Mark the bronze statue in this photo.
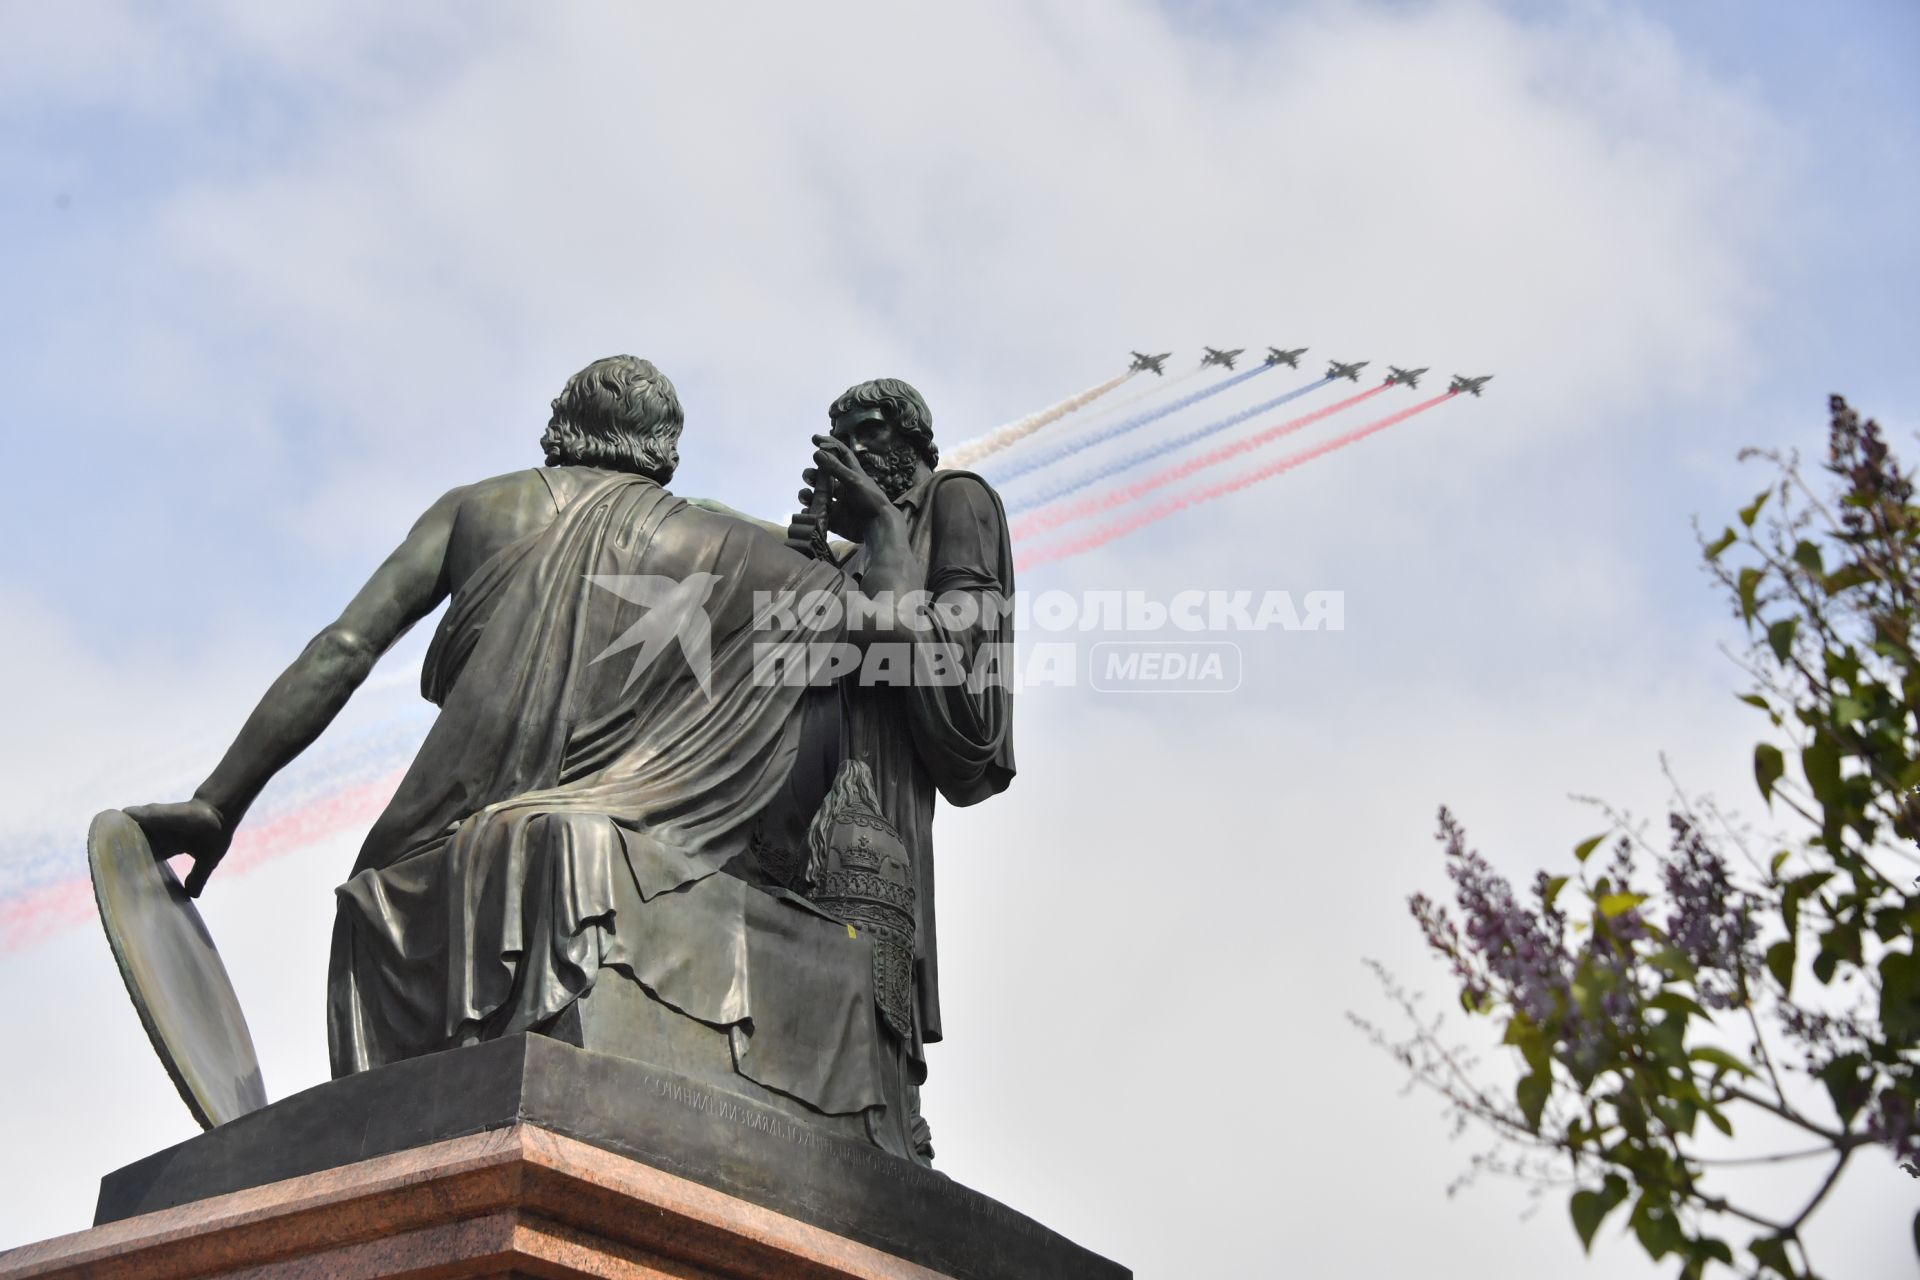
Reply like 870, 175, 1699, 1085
756, 378, 1018, 1159
121, 355, 978, 1160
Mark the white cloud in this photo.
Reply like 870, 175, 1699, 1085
13, 0, 1787, 546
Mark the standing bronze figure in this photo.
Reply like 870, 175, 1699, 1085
761, 379, 1017, 1157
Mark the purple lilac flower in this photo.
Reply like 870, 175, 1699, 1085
1420, 809, 1576, 1032
1868, 1088, 1920, 1162
1662, 815, 1759, 1009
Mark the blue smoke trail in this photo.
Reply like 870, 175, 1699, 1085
1006, 376, 1335, 514
984, 364, 1271, 485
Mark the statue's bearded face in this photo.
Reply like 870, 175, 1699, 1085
831, 408, 923, 501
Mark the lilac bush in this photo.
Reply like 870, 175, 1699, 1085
1361, 398, 1920, 1280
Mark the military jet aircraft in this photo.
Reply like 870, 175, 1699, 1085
1384, 365, 1428, 389
1201, 346, 1245, 370
1265, 346, 1308, 368
1448, 374, 1494, 397
1327, 359, 1370, 382
1129, 350, 1171, 376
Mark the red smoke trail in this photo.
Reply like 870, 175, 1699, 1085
0, 769, 404, 955
0, 879, 95, 957
1010, 383, 1391, 541
1016, 391, 1458, 572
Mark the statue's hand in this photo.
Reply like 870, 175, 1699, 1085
124, 798, 233, 898
807, 434, 898, 541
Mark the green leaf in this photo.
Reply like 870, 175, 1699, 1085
1570, 1175, 1630, 1252
1695, 1237, 1735, 1268
1802, 735, 1842, 807
1737, 566, 1764, 622
1751, 1234, 1793, 1276
1880, 949, 1920, 1046
1877, 906, 1913, 943
1818, 1053, 1870, 1124
1689, 1046, 1756, 1078
1517, 1071, 1550, 1132
1543, 875, 1569, 910
1825, 562, 1870, 594
1765, 939, 1796, 994
1812, 946, 1840, 984
1649, 992, 1709, 1021
1768, 849, 1791, 878
1703, 527, 1738, 560
1574, 833, 1606, 864
1648, 1009, 1690, 1070
1767, 616, 1798, 662
1598, 892, 1647, 918
1792, 538, 1824, 574
1631, 1192, 1684, 1259
1739, 489, 1770, 527
1782, 871, 1833, 936
1739, 692, 1773, 712
1648, 945, 1698, 981
1825, 645, 1862, 686
1754, 743, 1784, 803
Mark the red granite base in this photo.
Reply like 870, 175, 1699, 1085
0, 1124, 950, 1279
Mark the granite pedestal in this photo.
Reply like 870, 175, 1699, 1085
0, 1034, 1126, 1280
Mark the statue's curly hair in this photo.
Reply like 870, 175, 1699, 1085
542, 355, 683, 482
829, 378, 937, 469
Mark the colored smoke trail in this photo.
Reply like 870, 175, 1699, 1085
988, 366, 1205, 466
941, 370, 1135, 470
1012, 383, 1390, 541
1065, 365, 1203, 423
1006, 377, 1334, 516
0, 705, 427, 953
0, 769, 407, 955
985, 363, 1273, 485
1016, 391, 1458, 571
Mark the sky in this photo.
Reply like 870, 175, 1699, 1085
1, 1, 1917, 1275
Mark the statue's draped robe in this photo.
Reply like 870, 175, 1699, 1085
328, 468, 887, 1118
836, 469, 1017, 1053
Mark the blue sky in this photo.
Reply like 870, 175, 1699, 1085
1, 2, 1917, 1275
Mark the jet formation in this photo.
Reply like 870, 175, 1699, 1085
1125, 350, 1493, 396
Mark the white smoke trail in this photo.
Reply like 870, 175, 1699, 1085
1047, 365, 1202, 433
940, 370, 1135, 470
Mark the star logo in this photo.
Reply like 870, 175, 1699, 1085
585, 573, 723, 699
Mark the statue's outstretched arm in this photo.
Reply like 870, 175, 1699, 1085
128, 484, 470, 896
